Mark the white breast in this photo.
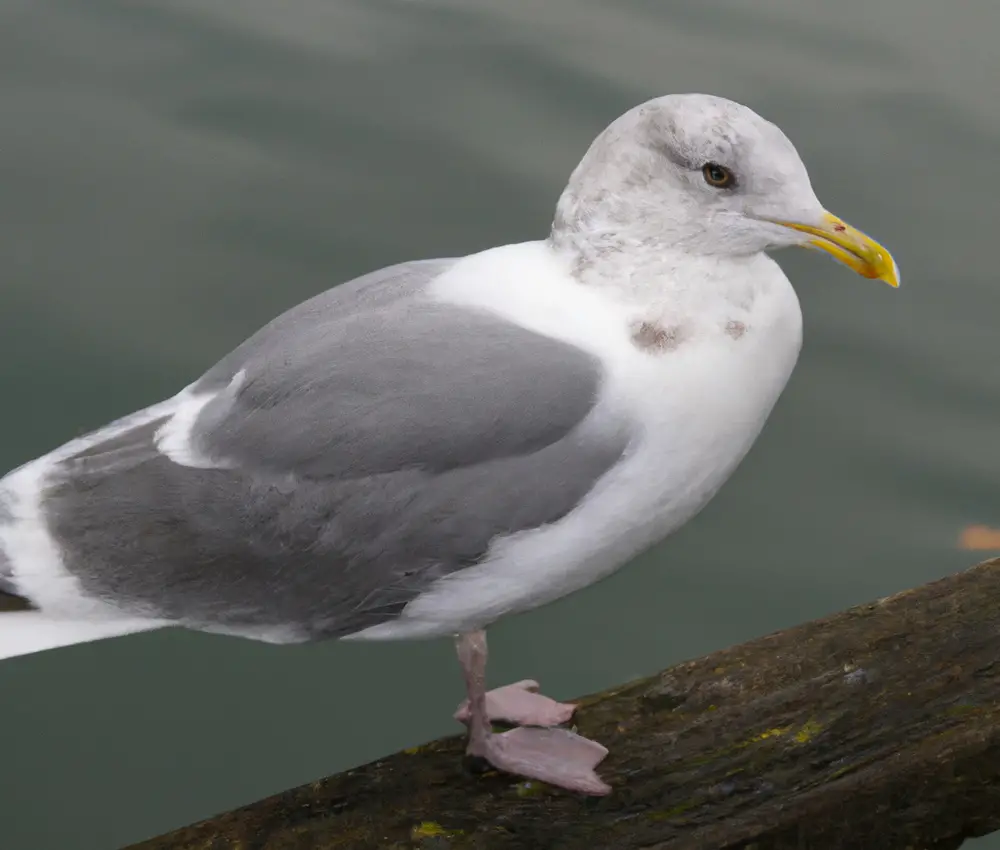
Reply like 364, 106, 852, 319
349, 241, 803, 640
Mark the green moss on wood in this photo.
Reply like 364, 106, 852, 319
126, 558, 1000, 850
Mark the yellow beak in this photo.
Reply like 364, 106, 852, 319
770, 211, 900, 288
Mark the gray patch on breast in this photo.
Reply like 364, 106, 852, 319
725, 320, 748, 339
630, 320, 686, 353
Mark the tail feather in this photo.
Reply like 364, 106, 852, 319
0, 552, 166, 661
0, 609, 166, 661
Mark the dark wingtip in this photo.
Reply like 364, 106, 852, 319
0, 589, 35, 613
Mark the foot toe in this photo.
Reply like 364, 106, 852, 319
469, 726, 611, 796
455, 681, 577, 727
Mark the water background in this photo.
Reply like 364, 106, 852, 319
1, 1, 999, 847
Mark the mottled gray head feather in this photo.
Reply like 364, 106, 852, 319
551, 93, 823, 264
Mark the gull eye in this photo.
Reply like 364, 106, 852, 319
702, 162, 735, 188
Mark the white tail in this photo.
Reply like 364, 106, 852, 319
0, 612, 165, 661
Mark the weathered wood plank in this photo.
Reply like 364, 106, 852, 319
127, 558, 1000, 850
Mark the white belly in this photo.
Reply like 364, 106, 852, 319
349, 242, 803, 640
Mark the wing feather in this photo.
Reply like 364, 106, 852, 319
39, 259, 629, 639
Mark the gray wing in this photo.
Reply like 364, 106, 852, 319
43, 259, 630, 639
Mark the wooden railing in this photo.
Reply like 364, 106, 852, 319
127, 558, 1000, 850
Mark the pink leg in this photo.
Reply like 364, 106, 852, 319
454, 631, 611, 796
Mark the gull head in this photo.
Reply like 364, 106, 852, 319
551, 93, 898, 287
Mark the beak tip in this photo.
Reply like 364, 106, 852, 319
882, 256, 901, 288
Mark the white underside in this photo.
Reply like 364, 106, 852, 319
0, 239, 802, 659
347, 241, 803, 639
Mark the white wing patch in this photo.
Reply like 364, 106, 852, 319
154, 370, 246, 469
154, 391, 220, 468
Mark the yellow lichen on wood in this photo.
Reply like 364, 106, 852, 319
794, 719, 824, 744
743, 725, 792, 745
411, 821, 464, 841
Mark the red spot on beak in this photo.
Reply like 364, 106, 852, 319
833, 223, 846, 233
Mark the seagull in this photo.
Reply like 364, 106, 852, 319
0, 94, 898, 795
